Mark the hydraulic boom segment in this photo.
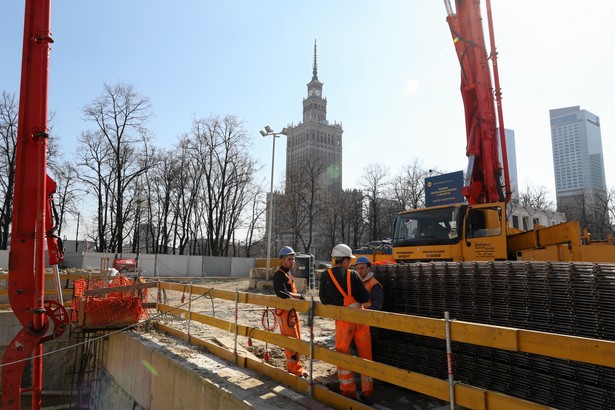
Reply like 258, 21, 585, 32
444, 0, 511, 204
392, 0, 615, 263
1, 1, 69, 409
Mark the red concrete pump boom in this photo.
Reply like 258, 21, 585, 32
444, 0, 511, 205
1, 1, 69, 409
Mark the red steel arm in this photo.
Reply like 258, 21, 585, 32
444, 0, 510, 204
1, 1, 68, 409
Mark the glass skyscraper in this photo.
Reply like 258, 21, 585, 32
550, 106, 606, 199
550, 106, 607, 236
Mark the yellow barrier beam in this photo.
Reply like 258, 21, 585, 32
158, 282, 615, 369
156, 302, 552, 409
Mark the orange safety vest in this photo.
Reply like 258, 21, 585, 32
327, 269, 373, 398
275, 269, 298, 317
327, 269, 361, 308
362, 276, 382, 309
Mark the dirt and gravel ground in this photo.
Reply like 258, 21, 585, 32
134, 277, 447, 410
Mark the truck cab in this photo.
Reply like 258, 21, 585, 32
392, 202, 508, 262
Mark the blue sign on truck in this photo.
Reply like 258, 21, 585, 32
425, 170, 465, 207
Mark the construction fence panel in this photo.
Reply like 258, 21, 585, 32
155, 254, 190, 277
0, 250, 7, 270
202, 256, 231, 277
187, 255, 204, 276
230, 257, 255, 278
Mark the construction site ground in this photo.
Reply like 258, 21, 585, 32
142, 276, 448, 410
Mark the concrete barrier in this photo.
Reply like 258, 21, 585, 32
99, 332, 308, 409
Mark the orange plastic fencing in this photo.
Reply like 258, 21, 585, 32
71, 275, 148, 328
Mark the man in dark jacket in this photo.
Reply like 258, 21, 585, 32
319, 243, 374, 404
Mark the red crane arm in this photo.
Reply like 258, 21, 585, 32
445, 0, 510, 205
1, 2, 68, 409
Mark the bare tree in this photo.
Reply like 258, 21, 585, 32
605, 187, 615, 239
360, 163, 390, 241
320, 189, 362, 252
188, 115, 257, 256
172, 136, 201, 255
278, 154, 327, 254
519, 184, 554, 210
76, 130, 114, 251
390, 159, 428, 210
145, 148, 181, 254
240, 183, 267, 257
50, 161, 83, 237
560, 189, 610, 240
0, 92, 18, 249
80, 83, 154, 253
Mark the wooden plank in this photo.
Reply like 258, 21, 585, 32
155, 303, 552, 408
156, 282, 615, 369
155, 318, 551, 409
0, 273, 120, 281
519, 329, 615, 368
0, 289, 75, 296
83, 281, 158, 296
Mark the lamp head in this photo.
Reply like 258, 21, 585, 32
265, 125, 273, 133
281, 127, 288, 135
260, 130, 266, 137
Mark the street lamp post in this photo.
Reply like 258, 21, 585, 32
131, 193, 147, 272
260, 125, 288, 280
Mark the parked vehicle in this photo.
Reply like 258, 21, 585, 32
112, 258, 137, 274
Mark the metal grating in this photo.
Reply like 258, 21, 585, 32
372, 261, 615, 409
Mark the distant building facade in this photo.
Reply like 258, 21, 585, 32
506, 203, 566, 231
549, 106, 608, 237
270, 42, 349, 261
503, 128, 519, 199
285, 41, 344, 193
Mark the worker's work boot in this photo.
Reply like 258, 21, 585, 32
360, 392, 375, 405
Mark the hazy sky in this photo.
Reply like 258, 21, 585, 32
1, 1, 615, 234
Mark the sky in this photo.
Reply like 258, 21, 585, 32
1, 1, 615, 238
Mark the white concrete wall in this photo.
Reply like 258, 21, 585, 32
0, 250, 8, 269
1, 250, 257, 278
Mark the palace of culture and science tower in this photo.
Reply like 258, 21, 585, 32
271, 41, 350, 260
285, 41, 344, 194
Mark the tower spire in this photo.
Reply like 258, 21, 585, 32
312, 39, 318, 81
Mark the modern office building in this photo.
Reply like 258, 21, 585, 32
284, 41, 344, 193
504, 128, 519, 199
549, 106, 608, 236
497, 127, 519, 200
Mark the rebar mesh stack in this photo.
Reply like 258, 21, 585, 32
373, 261, 615, 409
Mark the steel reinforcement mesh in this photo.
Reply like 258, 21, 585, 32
372, 261, 615, 409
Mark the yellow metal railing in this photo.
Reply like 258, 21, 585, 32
156, 281, 597, 409
2, 278, 612, 409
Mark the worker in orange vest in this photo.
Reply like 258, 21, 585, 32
319, 244, 374, 404
272, 246, 306, 377
354, 256, 383, 310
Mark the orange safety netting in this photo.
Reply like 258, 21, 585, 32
71, 274, 148, 328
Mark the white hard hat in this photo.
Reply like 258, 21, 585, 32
331, 244, 356, 259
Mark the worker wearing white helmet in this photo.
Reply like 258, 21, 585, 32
318, 244, 374, 404
272, 246, 305, 377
